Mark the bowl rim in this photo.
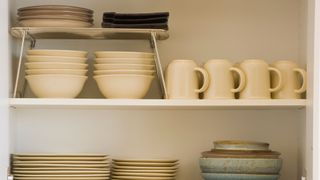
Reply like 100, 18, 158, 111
26, 69, 88, 72
94, 51, 154, 56
27, 49, 88, 54
25, 62, 88, 66
93, 74, 155, 79
94, 63, 155, 67
26, 55, 88, 60
95, 57, 154, 61
94, 69, 156, 73
25, 74, 88, 78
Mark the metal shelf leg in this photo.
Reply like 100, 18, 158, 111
13, 31, 27, 98
150, 32, 168, 99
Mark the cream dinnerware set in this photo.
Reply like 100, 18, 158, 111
94, 51, 156, 99
17, 5, 94, 27
25, 49, 88, 98
12, 154, 110, 180
165, 59, 306, 99
111, 159, 179, 180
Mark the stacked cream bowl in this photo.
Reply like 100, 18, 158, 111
25, 49, 88, 98
94, 51, 155, 99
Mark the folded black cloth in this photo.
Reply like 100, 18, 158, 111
101, 22, 168, 30
103, 17, 168, 24
103, 12, 169, 19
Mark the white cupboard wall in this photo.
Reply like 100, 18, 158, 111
1, 0, 319, 180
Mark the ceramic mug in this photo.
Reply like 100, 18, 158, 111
203, 59, 246, 99
239, 59, 282, 99
165, 60, 209, 99
271, 60, 307, 99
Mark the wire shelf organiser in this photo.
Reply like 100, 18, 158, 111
10, 27, 169, 99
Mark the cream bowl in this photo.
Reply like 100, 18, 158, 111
94, 74, 154, 99
26, 75, 87, 98
25, 62, 88, 69
95, 58, 154, 65
27, 55, 87, 63
94, 51, 154, 58
94, 64, 155, 70
25, 69, 88, 76
27, 49, 88, 57
94, 70, 155, 76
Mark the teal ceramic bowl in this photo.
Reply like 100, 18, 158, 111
202, 173, 279, 180
199, 158, 282, 174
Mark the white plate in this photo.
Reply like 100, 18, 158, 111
27, 50, 88, 57
112, 165, 179, 170
94, 51, 154, 58
18, 10, 93, 17
94, 64, 154, 70
26, 55, 87, 63
25, 69, 88, 76
13, 167, 109, 171
95, 58, 154, 65
112, 169, 177, 173
112, 162, 179, 167
112, 172, 175, 177
13, 154, 107, 157
14, 174, 109, 177
14, 177, 108, 180
19, 15, 93, 22
111, 175, 174, 180
25, 62, 88, 69
13, 164, 109, 167
19, 19, 93, 27
94, 70, 155, 76
14, 160, 109, 164
18, 5, 93, 14
112, 159, 178, 163
13, 170, 110, 174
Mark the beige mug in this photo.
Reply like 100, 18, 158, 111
239, 59, 282, 99
204, 59, 246, 99
165, 60, 209, 99
271, 60, 307, 99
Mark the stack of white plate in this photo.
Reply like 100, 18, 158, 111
93, 51, 156, 99
17, 5, 94, 27
12, 154, 110, 180
25, 49, 89, 98
111, 159, 179, 180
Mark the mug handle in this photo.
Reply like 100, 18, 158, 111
230, 67, 246, 93
268, 67, 283, 92
293, 68, 307, 94
194, 67, 209, 93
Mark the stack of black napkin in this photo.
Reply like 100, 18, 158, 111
102, 12, 169, 30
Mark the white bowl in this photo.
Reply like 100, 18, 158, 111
94, 51, 154, 58
20, 19, 93, 28
94, 75, 154, 99
27, 49, 88, 57
95, 58, 154, 65
25, 69, 88, 76
94, 70, 155, 76
26, 75, 87, 98
27, 55, 87, 63
94, 64, 155, 70
25, 62, 88, 69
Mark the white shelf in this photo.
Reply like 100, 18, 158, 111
10, 27, 169, 40
9, 98, 306, 110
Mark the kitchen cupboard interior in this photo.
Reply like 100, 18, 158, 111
2, 0, 317, 180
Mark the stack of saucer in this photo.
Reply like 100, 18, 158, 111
12, 154, 110, 180
17, 5, 94, 27
25, 49, 89, 98
200, 141, 283, 180
111, 159, 179, 180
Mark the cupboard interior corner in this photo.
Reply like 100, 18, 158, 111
7, 0, 315, 180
